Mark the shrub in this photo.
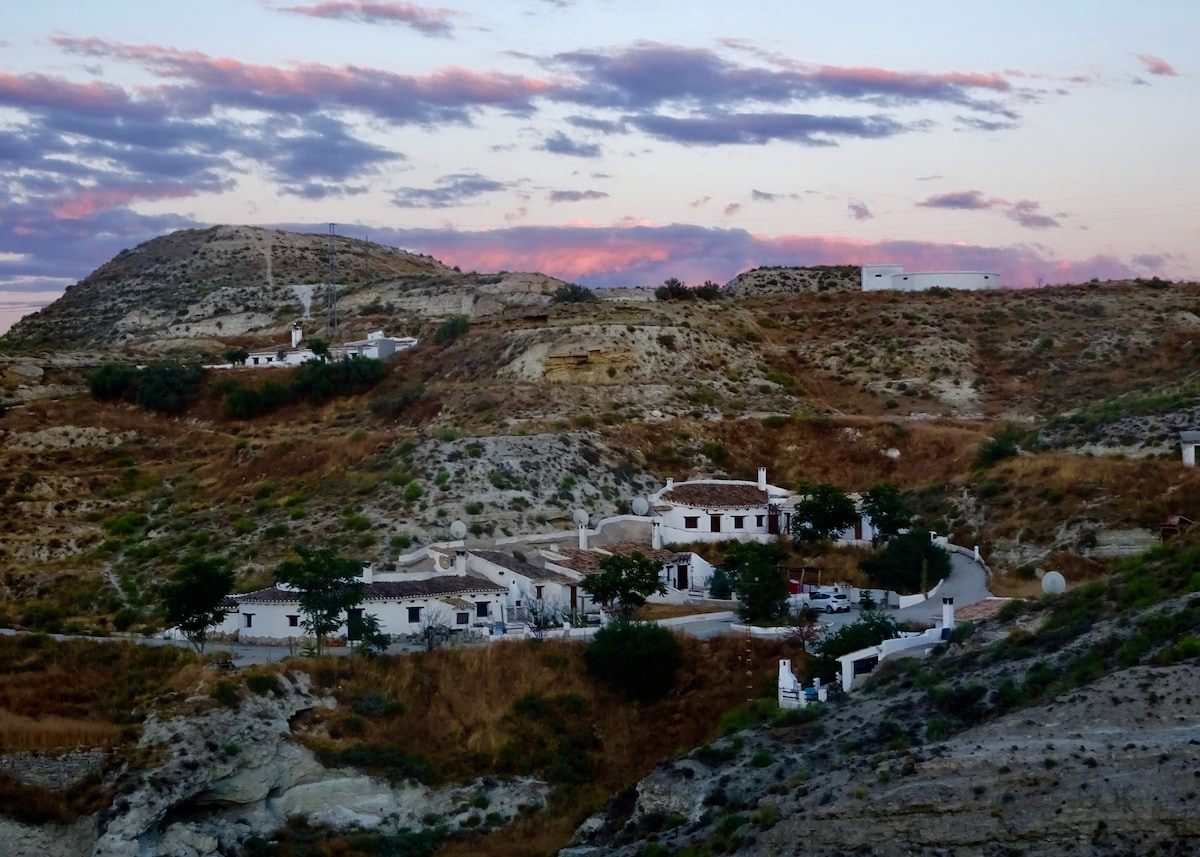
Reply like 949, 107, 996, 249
584, 623, 682, 703
550, 282, 598, 303
433, 315, 470, 344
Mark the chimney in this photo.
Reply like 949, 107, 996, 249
578, 523, 588, 550
757, 467, 767, 490
291, 321, 303, 349
455, 549, 467, 574
652, 519, 662, 549
666, 477, 674, 491
361, 563, 373, 584
942, 596, 954, 630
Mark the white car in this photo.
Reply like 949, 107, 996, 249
808, 592, 851, 614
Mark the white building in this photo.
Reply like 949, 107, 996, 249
216, 568, 506, 644
647, 468, 875, 548
649, 468, 792, 546
861, 264, 1000, 292
244, 325, 418, 367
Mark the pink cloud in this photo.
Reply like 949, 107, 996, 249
360, 223, 1158, 290
1137, 54, 1178, 76
277, 2, 462, 37
51, 184, 206, 219
52, 37, 553, 119
723, 203, 742, 216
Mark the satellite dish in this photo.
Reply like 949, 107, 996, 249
1042, 571, 1066, 595
631, 497, 650, 516
449, 520, 467, 539
572, 508, 589, 527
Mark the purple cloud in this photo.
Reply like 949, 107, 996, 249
538, 131, 602, 157
277, 1, 462, 37
627, 112, 909, 146
548, 189, 609, 203
918, 189, 1061, 229
547, 42, 1018, 116
392, 172, 510, 208
848, 201, 872, 221
918, 189, 994, 210
1006, 199, 1059, 229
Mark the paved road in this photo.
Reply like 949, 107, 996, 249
680, 551, 993, 640
2, 555, 992, 659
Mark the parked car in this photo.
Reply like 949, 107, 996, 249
809, 592, 851, 613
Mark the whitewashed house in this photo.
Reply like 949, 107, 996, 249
648, 468, 875, 548
469, 549, 582, 616
216, 567, 506, 644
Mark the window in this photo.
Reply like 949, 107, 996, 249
732, 516, 745, 529
287, 615, 299, 627
244, 614, 254, 628
457, 612, 470, 625
756, 515, 764, 527
684, 516, 699, 529
476, 601, 489, 618
407, 606, 422, 623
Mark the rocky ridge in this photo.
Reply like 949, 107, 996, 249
1, 671, 547, 857
565, 601, 1200, 857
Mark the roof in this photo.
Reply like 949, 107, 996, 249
471, 550, 577, 584
660, 482, 769, 509
1181, 431, 1200, 443
236, 574, 503, 604
551, 542, 677, 574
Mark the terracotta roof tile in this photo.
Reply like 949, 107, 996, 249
553, 543, 676, 574
661, 482, 769, 509
236, 575, 503, 604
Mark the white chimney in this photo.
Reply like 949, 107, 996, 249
291, 322, 303, 348
361, 563, 373, 584
578, 524, 588, 550
942, 596, 954, 630
652, 519, 662, 549
455, 549, 467, 574
757, 467, 767, 490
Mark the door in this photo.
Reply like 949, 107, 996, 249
676, 564, 688, 590
710, 515, 721, 533
767, 511, 780, 535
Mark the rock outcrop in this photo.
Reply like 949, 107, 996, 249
3, 672, 547, 857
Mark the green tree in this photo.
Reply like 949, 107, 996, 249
88, 363, 140, 402
550, 282, 598, 303
814, 612, 905, 662
135, 362, 206, 414
790, 482, 859, 546
859, 531, 952, 594
584, 622, 682, 703
274, 545, 365, 654
860, 482, 913, 543
223, 347, 249, 366
581, 552, 667, 622
307, 337, 331, 363
708, 565, 734, 599
347, 612, 391, 656
722, 542, 789, 624
160, 552, 235, 653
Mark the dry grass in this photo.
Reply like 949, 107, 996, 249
0, 636, 197, 751
292, 634, 796, 854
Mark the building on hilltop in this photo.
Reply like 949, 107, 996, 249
861, 264, 1000, 292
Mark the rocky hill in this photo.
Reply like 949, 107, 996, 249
722, 264, 859, 296
0, 225, 569, 354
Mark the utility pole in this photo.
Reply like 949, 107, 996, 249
326, 223, 337, 338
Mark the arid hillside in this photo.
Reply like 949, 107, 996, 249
1, 229, 1200, 633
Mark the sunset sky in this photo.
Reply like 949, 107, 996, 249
1, 0, 1197, 332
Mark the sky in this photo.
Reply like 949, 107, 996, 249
1, 0, 1198, 333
